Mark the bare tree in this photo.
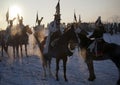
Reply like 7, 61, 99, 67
110, 15, 120, 23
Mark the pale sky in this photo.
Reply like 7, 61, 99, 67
0, 0, 120, 29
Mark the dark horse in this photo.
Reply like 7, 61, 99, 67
34, 25, 78, 81
18, 25, 32, 57
0, 30, 8, 61
6, 25, 32, 58
77, 27, 120, 85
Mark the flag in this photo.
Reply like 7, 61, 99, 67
6, 9, 9, 23
56, 0, 60, 14
36, 12, 39, 23
17, 14, 20, 20
17, 14, 20, 21
74, 11, 77, 22
79, 14, 81, 23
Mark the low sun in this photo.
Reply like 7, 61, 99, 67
9, 5, 22, 19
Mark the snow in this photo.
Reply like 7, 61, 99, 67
0, 33, 120, 85
103, 33, 120, 45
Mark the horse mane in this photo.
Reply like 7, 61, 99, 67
78, 30, 93, 48
56, 25, 77, 45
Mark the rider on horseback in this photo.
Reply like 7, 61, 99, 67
17, 16, 29, 44
91, 16, 105, 38
16, 17, 25, 35
5, 18, 15, 44
43, 16, 62, 54
95, 16, 103, 28
89, 16, 105, 56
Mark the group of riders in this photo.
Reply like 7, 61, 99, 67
45, 16, 105, 56
0, 14, 105, 58
4, 16, 26, 45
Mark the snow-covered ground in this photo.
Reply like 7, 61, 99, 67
0, 33, 120, 85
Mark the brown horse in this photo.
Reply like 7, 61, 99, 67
77, 28, 120, 85
6, 25, 32, 58
18, 25, 32, 57
35, 24, 78, 81
0, 30, 8, 61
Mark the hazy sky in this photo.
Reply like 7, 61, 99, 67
0, 0, 120, 29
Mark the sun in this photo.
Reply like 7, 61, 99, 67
9, 5, 22, 19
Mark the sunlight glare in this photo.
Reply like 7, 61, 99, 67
9, 5, 22, 19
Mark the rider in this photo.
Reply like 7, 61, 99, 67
43, 18, 62, 54
17, 17, 29, 44
95, 16, 103, 28
34, 17, 43, 32
90, 16, 105, 38
89, 16, 105, 56
16, 16, 25, 35
5, 19, 14, 44
18, 17, 25, 30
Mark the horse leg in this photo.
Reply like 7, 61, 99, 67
42, 60, 47, 78
0, 46, 3, 61
16, 45, 19, 57
25, 44, 28, 57
56, 58, 60, 81
86, 51, 96, 81
20, 45, 23, 57
63, 56, 68, 81
117, 69, 120, 85
4, 45, 10, 58
13, 46, 15, 59
111, 58, 120, 85
86, 59, 96, 81
48, 58, 52, 76
1, 45, 4, 57
4, 45, 8, 54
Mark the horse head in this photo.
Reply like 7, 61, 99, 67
59, 24, 79, 52
49, 24, 79, 55
76, 28, 93, 49
63, 24, 79, 44
25, 25, 32, 34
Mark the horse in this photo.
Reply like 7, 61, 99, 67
6, 25, 32, 58
35, 24, 78, 81
0, 30, 8, 61
18, 25, 32, 57
77, 27, 120, 85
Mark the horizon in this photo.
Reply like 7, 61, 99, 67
0, 0, 120, 29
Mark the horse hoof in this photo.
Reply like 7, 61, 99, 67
65, 79, 68, 82
88, 76, 96, 81
56, 78, 59, 81
117, 80, 120, 85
